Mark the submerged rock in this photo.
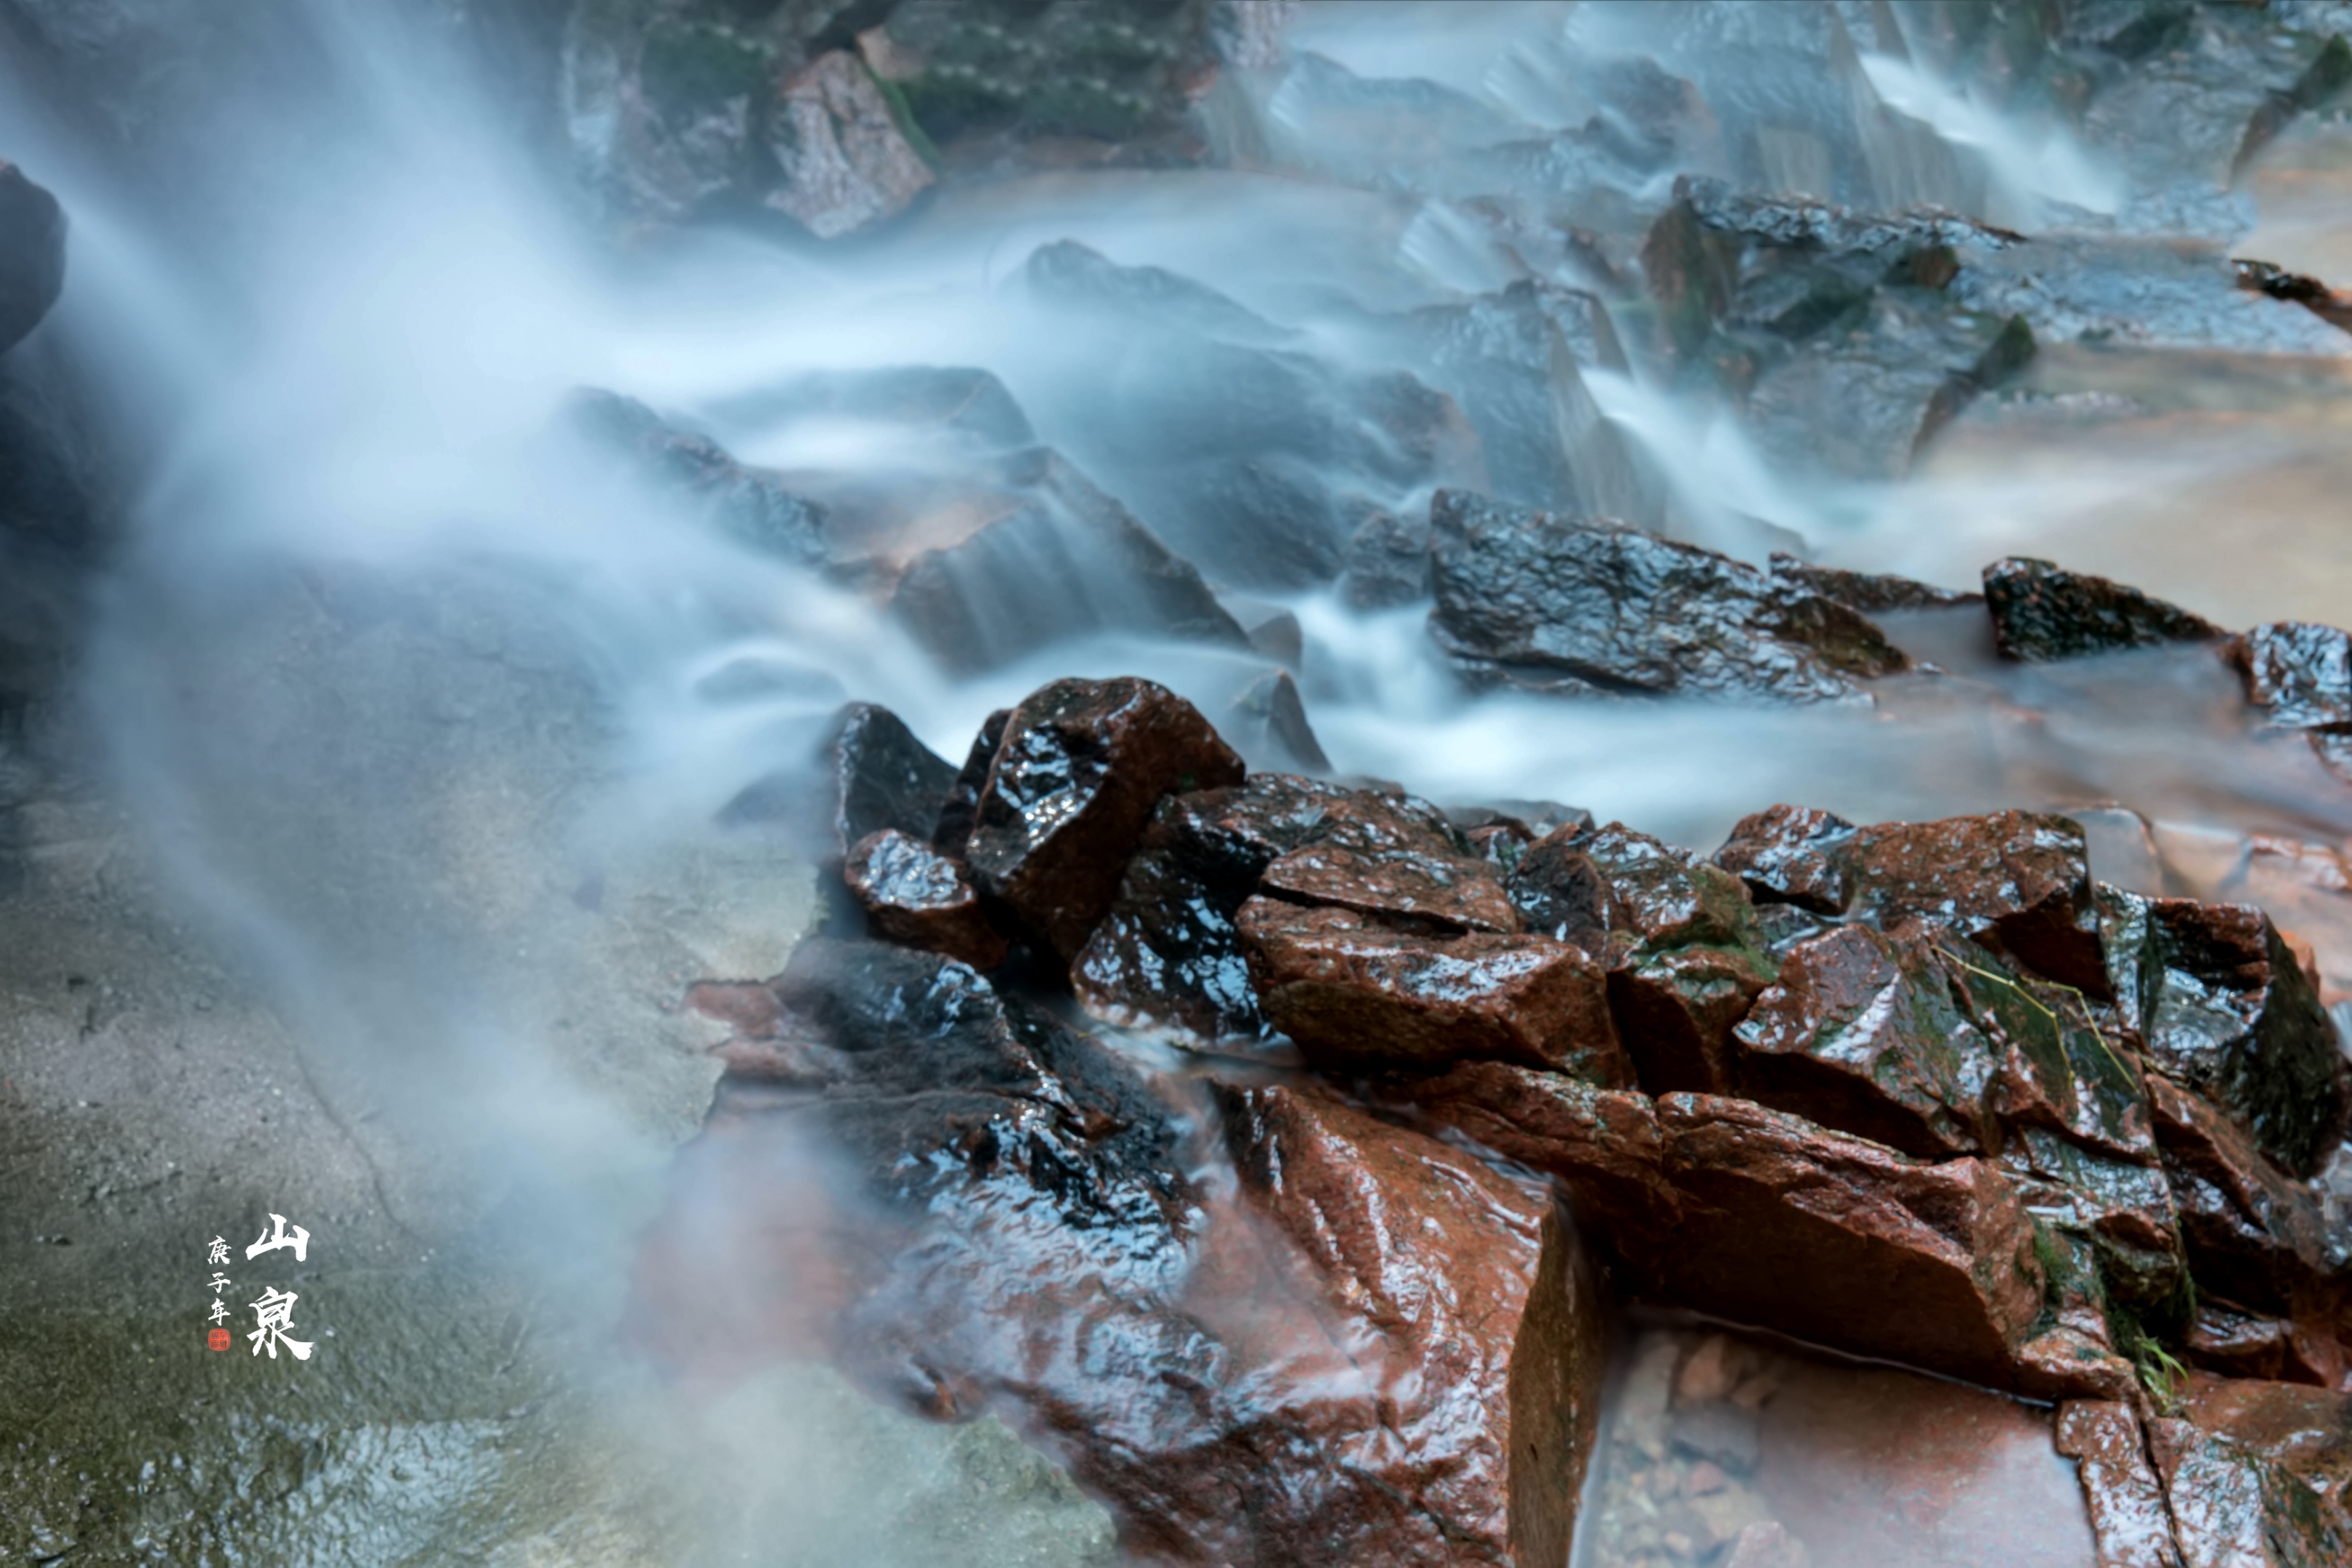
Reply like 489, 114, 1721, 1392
1982, 557, 2223, 663
1428, 489, 1911, 704
2229, 621, 2352, 781
964, 676, 1244, 961
0, 162, 64, 355
568, 389, 829, 563
1236, 899, 1630, 1083
889, 449, 1249, 674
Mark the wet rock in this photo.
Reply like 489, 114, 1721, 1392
2184, 1304, 2342, 1389
1724, 1522, 1810, 1568
2228, 622, 2352, 782
2146, 1072, 2335, 1318
813, 702, 959, 865
931, 708, 1009, 860
889, 450, 1249, 674
1236, 899, 1630, 1083
1337, 505, 1432, 610
1021, 242, 1480, 592
2146, 1415, 2349, 1567
0, 162, 64, 355
845, 829, 1007, 971
1390, 1060, 1682, 1269
1982, 558, 2223, 664
1257, 791, 1517, 934
2130, 899, 2344, 1179
761, 51, 935, 240
1732, 923, 1998, 1159
1842, 810, 2108, 996
1208, 1082, 1608, 1567
1655, 1095, 2046, 1391
1712, 804, 1856, 915
568, 389, 829, 564
1068, 772, 1356, 1044
1642, 176, 2035, 481
2181, 1377, 2352, 1530
1226, 669, 1329, 772
724, 364, 1036, 453
2001, 1123, 2188, 1328
1531, 821, 1778, 1095
2054, 1401, 2184, 1568
563, 10, 768, 225
964, 676, 1242, 961
1767, 553, 1980, 614
1428, 489, 1911, 705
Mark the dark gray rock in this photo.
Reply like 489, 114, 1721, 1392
1428, 490, 1911, 704
1983, 557, 2223, 663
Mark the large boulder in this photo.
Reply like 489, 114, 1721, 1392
0, 162, 64, 355
1427, 489, 1911, 704
963, 676, 1244, 960
1982, 557, 2223, 663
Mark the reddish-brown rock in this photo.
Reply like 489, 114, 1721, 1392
1071, 773, 1359, 1043
1654, 1094, 2046, 1390
2133, 898, 2344, 1180
1210, 1082, 1610, 1567
2184, 1304, 2344, 1389
2146, 1073, 2334, 1318
1713, 803, 1858, 915
843, 828, 1007, 970
1982, 557, 2223, 665
1524, 821, 1778, 1095
1387, 1060, 1683, 1271
2182, 1376, 2352, 1532
2146, 1414, 2350, 1567
2054, 1401, 2184, 1568
1258, 791, 1518, 934
964, 677, 1244, 960
1843, 810, 2108, 995
1732, 923, 1998, 1159
1237, 898, 1631, 1083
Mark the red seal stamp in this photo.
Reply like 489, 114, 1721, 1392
207, 1327, 231, 1352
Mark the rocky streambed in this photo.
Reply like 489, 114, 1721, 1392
636, 541, 2352, 1565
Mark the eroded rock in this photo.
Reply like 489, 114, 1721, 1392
964, 677, 1243, 961
2182, 1376, 2352, 1531
2146, 1072, 2336, 1319
1984, 558, 2223, 664
1428, 489, 1911, 704
2147, 1415, 2349, 1567
2054, 1401, 2184, 1568
1713, 804, 1857, 916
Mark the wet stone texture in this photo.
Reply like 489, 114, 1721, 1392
2123, 896, 2347, 1179
1236, 897, 1630, 1084
1842, 809, 2109, 996
963, 675, 1244, 961
1982, 557, 2225, 663
1426, 489, 1911, 705
843, 828, 1006, 971
2229, 621, 2352, 783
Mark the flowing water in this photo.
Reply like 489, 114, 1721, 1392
6, 1, 2352, 1563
